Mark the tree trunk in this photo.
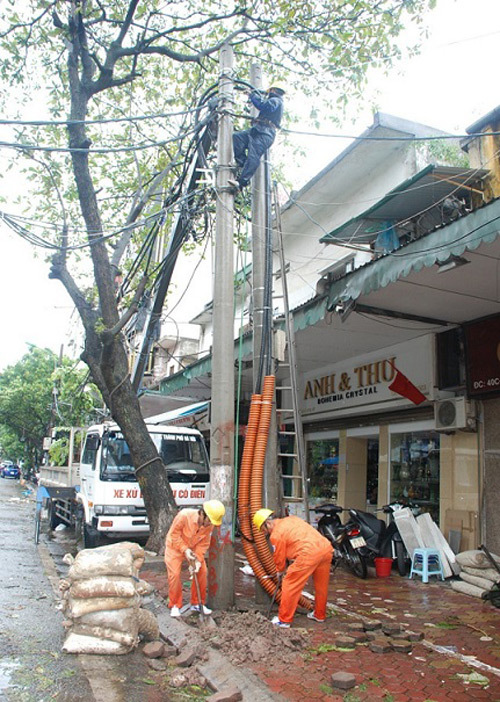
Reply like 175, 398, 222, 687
52, 8, 179, 554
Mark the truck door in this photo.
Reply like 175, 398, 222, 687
80, 433, 100, 504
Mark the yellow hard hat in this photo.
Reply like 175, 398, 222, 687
253, 508, 274, 530
268, 86, 285, 96
203, 499, 225, 526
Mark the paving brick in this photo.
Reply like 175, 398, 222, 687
382, 622, 402, 636
349, 630, 368, 644
331, 671, 356, 690
362, 619, 382, 631
346, 621, 365, 632
334, 635, 356, 649
405, 630, 424, 641
369, 638, 392, 653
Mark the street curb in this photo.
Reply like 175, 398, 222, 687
155, 606, 285, 701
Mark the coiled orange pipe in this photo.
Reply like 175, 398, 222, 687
238, 394, 262, 543
238, 376, 312, 611
250, 376, 278, 577
237, 392, 282, 602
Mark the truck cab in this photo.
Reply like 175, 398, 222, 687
38, 423, 210, 548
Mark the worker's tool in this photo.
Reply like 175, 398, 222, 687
192, 568, 205, 622
480, 544, 500, 608
267, 572, 282, 618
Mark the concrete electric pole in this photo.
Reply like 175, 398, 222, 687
250, 64, 280, 508
208, 43, 236, 610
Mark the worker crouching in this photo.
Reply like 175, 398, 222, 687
164, 499, 225, 617
253, 508, 333, 628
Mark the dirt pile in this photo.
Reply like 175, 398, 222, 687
197, 610, 310, 666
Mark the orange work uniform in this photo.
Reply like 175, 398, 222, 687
164, 508, 213, 608
270, 515, 333, 624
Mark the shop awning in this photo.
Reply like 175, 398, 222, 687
320, 165, 487, 246
324, 196, 500, 309
146, 400, 209, 425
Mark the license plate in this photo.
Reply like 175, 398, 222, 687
350, 536, 366, 549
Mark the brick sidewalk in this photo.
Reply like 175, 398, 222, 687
141, 545, 500, 701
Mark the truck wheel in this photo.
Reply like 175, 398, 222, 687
76, 506, 99, 549
48, 500, 62, 530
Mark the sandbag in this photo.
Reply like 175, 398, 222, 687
69, 575, 137, 599
456, 549, 500, 569
65, 594, 140, 618
462, 566, 500, 583
137, 608, 160, 641
64, 542, 145, 580
70, 624, 138, 647
136, 579, 155, 596
76, 607, 140, 634
63, 631, 133, 655
459, 572, 494, 591
450, 579, 488, 598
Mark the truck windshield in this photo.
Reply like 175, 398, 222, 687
100, 431, 209, 483
151, 432, 209, 483
101, 432, 136, 481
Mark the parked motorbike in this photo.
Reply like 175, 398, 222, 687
347, 502, 417, 576
314, 503, 368, 579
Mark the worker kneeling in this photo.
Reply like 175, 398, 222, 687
164, 499, 225, 617
253, 509, 333, 628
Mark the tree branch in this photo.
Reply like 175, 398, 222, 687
101, 275, 148, 340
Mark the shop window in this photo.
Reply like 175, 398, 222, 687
306, 438, 339, 504
390, 431, 440, 522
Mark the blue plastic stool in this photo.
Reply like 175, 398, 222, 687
409, 548, 444, 583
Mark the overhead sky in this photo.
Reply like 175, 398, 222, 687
1, 0, 499, 371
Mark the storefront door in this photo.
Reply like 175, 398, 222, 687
389, 422, 440, 522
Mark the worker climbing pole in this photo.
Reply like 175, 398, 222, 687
233, 63, 312, 615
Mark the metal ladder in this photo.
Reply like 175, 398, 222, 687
272, 184, 309, 522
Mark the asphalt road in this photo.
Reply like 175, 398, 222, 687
0, 478, 176, 702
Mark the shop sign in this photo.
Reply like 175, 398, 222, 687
301, 336, 432, 416
465, 315, 500, 398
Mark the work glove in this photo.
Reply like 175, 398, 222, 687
188, 560, 202, 577
185, 548, 196, 564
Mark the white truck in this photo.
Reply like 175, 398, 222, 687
36, 422, 211, 547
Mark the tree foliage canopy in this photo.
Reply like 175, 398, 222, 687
0, 0, 435, 262
0, 346, 101, 468
0, 0, 436, 551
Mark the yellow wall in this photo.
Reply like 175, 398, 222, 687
467, 132, 500, 202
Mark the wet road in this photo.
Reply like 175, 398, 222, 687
0, 477, 95, 701
0, 478, 180, 702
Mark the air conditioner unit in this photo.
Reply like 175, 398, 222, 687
434, 397, 476, 431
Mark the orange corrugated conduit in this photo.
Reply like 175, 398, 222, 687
238, 394, 262, 543
250, 376, 278, 577
238, 375, 311, 611
237, 392, 282, 602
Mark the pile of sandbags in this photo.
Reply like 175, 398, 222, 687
450, 549, 500, 599
59, 541, 159, 654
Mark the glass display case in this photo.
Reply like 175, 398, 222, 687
390, 430, 440, 522
306, 438, 339, 503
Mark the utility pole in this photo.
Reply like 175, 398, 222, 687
250, 64, 280, 509
208, 43, 235, 610
251, 62, 265, 391
251, 63, 281, 603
